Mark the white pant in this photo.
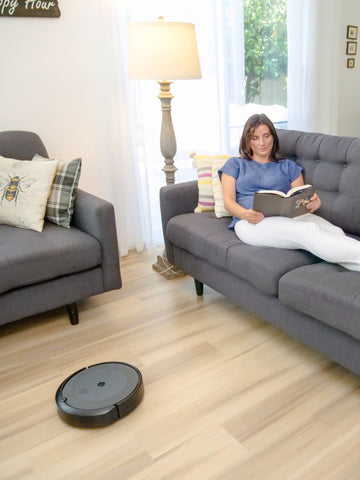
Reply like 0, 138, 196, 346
234, 213, 360, 272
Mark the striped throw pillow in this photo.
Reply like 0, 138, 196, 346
193, 154, 230, 212
211, 159, 231, 218
33, 154, 81, 228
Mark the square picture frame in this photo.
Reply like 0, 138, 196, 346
346, 41, 357, 55
347, 58, 355, 68
347, 25, 358, 40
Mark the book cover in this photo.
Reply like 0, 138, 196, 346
253, 185, 316, 218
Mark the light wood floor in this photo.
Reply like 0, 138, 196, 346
1, 247, 360, 480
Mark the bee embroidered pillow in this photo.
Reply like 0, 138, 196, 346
0, 157, 58, 232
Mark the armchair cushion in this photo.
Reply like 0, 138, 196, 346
0, 222, 101, 294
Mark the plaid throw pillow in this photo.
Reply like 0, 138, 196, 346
33, 154, 82, 228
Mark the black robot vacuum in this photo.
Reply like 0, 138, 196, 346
55, 362, 144, 427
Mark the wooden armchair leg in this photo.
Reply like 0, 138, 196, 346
66, 303, 79, 325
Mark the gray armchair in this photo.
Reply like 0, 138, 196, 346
0, 131, 121, 326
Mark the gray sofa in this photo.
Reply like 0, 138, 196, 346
0, 131, 121, 326
160, 129, 360, 377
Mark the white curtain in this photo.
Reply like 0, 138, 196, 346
85, 1, 153, 256
287, 0, 341, 134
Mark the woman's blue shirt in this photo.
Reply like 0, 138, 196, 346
218, 157, 303, 228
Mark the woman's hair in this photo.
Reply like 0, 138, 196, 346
239, 113, 279, 161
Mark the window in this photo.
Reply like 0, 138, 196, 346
229, 0, 288, 150
244, 0, 287, 107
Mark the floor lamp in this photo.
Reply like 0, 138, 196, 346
127, 18, 202, 277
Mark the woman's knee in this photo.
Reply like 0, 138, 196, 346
235, 220, 254, 243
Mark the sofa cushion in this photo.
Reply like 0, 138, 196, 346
0, 222, 101, 294
167, 212, 320, 296
279, 262, 360, 341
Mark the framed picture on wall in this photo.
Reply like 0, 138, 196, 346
346, 42, 357, 55
347, 25, 358, 40
347, 58, 355, 68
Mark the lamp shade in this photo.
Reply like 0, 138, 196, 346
127, 20, 202, 80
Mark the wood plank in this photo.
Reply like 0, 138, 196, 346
0, 247, 359, 479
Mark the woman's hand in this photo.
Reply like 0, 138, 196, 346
221, 173, 264, 223
243, 209, 264, 224
306, 193, 321, 213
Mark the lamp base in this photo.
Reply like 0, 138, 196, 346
152, 250, 186, 280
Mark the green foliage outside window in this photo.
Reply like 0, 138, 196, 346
244, 0, 287, 103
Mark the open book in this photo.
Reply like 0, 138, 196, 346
253, 184, 316, 218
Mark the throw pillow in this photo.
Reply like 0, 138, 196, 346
33, 154, 82, 228
0, 156, 58, 232
211, 159, 231, 218
193, 154, 230, 212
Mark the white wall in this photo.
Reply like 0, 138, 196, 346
338, 0, 360, 137
0, 0, 113, 194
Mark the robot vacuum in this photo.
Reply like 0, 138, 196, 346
55, 362, 144, 427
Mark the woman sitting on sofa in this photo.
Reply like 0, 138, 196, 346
219, 113, 360, 272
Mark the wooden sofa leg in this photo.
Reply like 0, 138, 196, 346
194, 279, 204, 296
66, 303, 79, 325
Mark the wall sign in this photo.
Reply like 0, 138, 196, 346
0, 0, 61, 17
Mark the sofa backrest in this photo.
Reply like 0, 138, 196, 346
277, 129, 360, 236
0, 131, 48, 160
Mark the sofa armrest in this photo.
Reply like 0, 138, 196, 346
72, 189, 121, 291
160, 180, 198, 264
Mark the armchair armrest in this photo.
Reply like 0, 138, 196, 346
160, 180, 198, 264
72, 189, 121, 291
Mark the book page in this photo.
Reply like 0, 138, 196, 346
256, 189, 286, 197
286, 184, 313, 197
257, 184, 313, 198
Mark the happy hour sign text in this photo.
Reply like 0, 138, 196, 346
0, 0, 61, 17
